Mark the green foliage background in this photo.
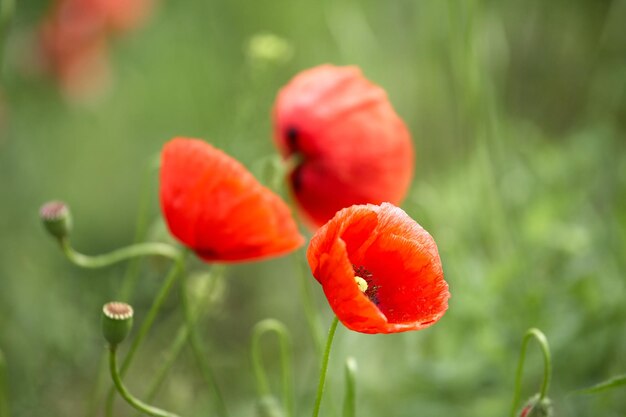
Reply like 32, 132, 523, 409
1, 0, 625, 416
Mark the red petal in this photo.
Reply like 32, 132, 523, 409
273, 65, 414, 228
160, 138, 304, 262
307, 203, 449, 334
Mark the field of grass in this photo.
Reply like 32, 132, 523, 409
1, 1, 625, 416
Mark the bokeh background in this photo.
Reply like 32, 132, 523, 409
1, 0, 625, 416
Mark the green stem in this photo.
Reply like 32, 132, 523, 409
0, 349, 8, 417
251, 319, 294, 417
139, 267, 224, 413
342, 357, 357, 417
105, 255, 186, 417
60, 238, 180, 268
295, 250, 323, 355
108, 345, 182, 417
180, 270, 229, 417
311, 317, 339, 417
510, 328, 552, 417
85, 160, 161, 417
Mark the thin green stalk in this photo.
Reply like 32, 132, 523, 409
60, 238, 180, 268
295, 250, 323, 354
180, 271, 229, 417
251, 319, 294, 417
311, 317, 339, 417
85, 159, 159, 417
139, 267, 224, 413
108, 345, 182, 417
510, 328, 552, 417
0, 349, 8, 417
105, 255, 186, 417
342, 357, 357, 417
119, 159, 161, 300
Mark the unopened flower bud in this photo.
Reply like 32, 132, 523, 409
247, 33, 293, 67
519, 394, 553, 417
102, 302, 134, 346
40, 201, 72, 239
256, 395, 285, 417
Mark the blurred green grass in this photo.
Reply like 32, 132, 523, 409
1, 0, 625, 416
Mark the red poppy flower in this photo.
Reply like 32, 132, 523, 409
273, 64, 414, 228
38, 0, 153, 99
307, 203, 449, 334
160, 138, 304, 262
39, 0, 110, 99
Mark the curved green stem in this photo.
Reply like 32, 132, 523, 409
85, 161, 160, 417
108, 345, 182, 417
510, 328, 552, 417
180, 270, 229, 417
105, 255, 186, 417
311, 317, 339, 417
60, 238, 180, 268
251, 319, 294, 417
342, 357, 357, 417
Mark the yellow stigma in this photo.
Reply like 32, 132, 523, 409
355, 276, 368, 293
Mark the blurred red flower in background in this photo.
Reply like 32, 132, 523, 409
37, 0, 153, 100
160, 138, 304, 262
273, 64, 414, 228
307, 202, 449, 334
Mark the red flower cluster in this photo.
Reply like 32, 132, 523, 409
38, 0, 153, 99
160, 138, 304, 262
307, 203, 449, 334
273, 64, 414, 228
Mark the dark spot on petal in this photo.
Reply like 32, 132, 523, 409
286, 126, 299, 152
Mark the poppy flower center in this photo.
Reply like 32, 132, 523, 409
353, 265, 380, 306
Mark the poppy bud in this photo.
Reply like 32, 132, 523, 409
101, 302, 134, 346
519, 394, 553, 417
273, 64, 414, 228
40, 201, 72, 239
247, 32, 293, 67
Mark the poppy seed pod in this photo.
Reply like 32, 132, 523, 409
160, 138, 304, 262
273, 64, 414, 228
307, 203, 449, 334
520, 395, 553, 417
40, 201, 72, 239
102, 302, 134, 346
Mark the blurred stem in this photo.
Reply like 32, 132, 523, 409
251, 319, 294, 417
0, 349, 8, 417
295, 250, 323, 355
140, 266, 223, 410
119, 157, 161, 300
311, 317, 339, 417
60, 238, 180, 268
105, 255, 186, 417
0, 0, 15, 75
86, 159, 158, 417
510, 328, 552, 417
180, 268, 229, 417
342, 358, 357, 417
108, 345, 182, 417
